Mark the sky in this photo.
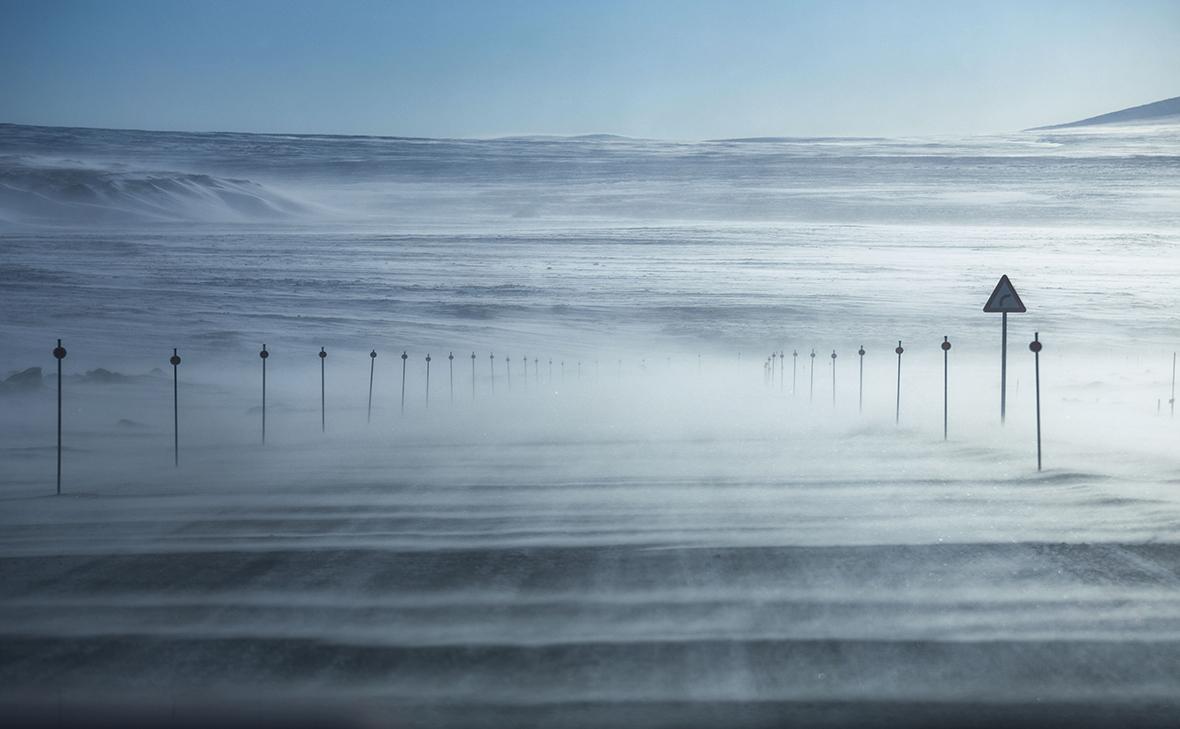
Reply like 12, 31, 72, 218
0, 0, 1178, 139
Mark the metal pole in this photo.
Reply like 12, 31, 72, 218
895, 341, 904, 425
170, 348, 181, 466
831, 350, 837, 407
506, 356, 511, 391
425, 354, 431, 408
53, 339, 66, 494
260, 344, 268, 445
857, 346, 865, 413
319, 347, 327, 432
1030, 333, 1043, 471
400, 351, 408, 414
1001, 311, 1008, 424
448, 353, 454, 404
792, 350, 797, 396
809, 349, 815, 403
489, 353, 495, 394
471, 352, 476, 400
941, 337, 951, 440
368, 350, 377, 423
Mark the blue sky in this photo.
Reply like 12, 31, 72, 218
1, 0, 1177, 138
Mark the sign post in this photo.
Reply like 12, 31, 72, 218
425, 354, 431, 408
983, 275, 1027, 424
471, 352, 476, 400
448, 352, 454, 404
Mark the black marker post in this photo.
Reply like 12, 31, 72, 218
857, 346, 865, 413
170, 349, 181, 466
53, 339, 66, 494
983, 275, 1027, 425
489, 353, 495, 393
941, 337, 951, 440
830, 350, 837, 407
368, 350, 377, 424
259, 344, 269, 445
319, 347, 327, 432
448, 353, 454, 404
400, 351, 408, 414
506, 356, 511, 391
895, 341, 904, 425
425, 354, 431, 408
809, 349, 816, 403
471, 352, 477, 400
1030, 333, 1043, 471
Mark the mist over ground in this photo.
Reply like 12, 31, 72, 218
2, 120, 1180, 727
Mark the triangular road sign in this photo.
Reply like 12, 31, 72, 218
983, 274, 1026, 313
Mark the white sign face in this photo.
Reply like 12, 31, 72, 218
983, 275, 1027, 313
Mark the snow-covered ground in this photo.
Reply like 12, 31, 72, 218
2, 122, 1179, 726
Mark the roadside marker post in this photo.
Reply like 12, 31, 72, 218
830, 350, 837, 407
170, 349, 181, 465
53, 339, 67, 493
425, 354, 432, 408
259, 344, 269, 445
1030, 333, 1044, 471
368, 350, 377, 423
983, 274, 1027, 424
941, 337, 951, 440
857, 346, 865, 413
809, 349, 816, 403
448, 353, 454, 404
401, 351, 408, 413
319, 347, 327, 432
792, 350, 798, 396
471, 352, 477, 400
895, 341, 904, 424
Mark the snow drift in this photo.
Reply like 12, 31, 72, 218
0, 156, 308, 225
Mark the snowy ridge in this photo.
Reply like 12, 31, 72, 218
0, 155, 308, 224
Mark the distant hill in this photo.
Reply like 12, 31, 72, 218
1030, 96, 1180, 130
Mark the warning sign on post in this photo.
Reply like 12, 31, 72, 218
983, 275, 1026, 313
